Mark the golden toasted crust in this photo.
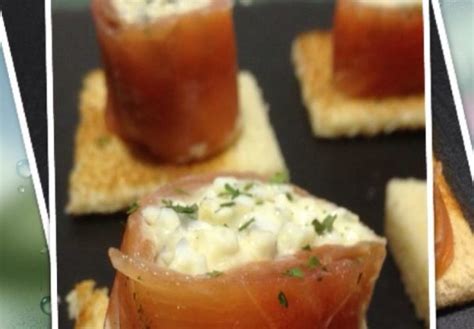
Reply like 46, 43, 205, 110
291, 31, 425, 138
67, 70, 287, 214
435, 164, 474, 308
385, 178, 428, 322
66, 280, 109, 329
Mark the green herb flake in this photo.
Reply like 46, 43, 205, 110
220, 201, 236, 208
302, 244, 312, 251
269, 171, 290, 184
127, 201, 139, 215
207, 270, 223, 278
162, 199, 198, 217
244, 182, 254, 191
174, 188, 190, 196
285, 192, 293, 201
312, 214, 337, 235
239, 218, 255, 232
256, 199, 264, 205
278, 291, 288, 308
96, 136, 110, 148
308, 256, 321, 269
283, 267, 304, 278
219, 183, 252, 200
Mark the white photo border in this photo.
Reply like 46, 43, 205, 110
0, 13, 50, 246
432, 0, 474, 181
44, 0, 58, 327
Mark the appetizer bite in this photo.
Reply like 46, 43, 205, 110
105, 174, 386, 328
292, 0, 425, 138
434, 160, 474, 308
69, 0, 286, 214
92, 0, 239, 163
67, 71, 285, 214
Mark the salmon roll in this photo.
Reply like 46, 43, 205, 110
434, 161, 454, 279
91, 0, 239, 163
333, 0, 424, 98
106, 173, 386, 328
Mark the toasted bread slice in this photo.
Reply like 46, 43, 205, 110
385, 178, 428, 322
435, 162, 474, 308
67, 70, 287, 214
291, 31, 425, 138
66, 280, 109, 329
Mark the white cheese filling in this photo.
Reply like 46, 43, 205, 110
112, 0, 211, 24
357, 0, 422, 8
141, 177, 380, 275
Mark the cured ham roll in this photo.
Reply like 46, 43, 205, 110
333, 0, 424, 98
105, 173, 386, 328
434, 161, 454, 279
91, 0, 239, 163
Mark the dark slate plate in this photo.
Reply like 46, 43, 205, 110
54, 3, 425, 328
431, 3, 474, 328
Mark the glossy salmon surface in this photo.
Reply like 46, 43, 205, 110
333, 0, 424, 98
92, 0, 239, 163
105, 174, 386, 328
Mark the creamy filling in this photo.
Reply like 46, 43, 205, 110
112, 0, 211, 24
140, 177, 380, 275
357, 0, 422, 8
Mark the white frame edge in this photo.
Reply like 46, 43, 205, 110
44, 0, 58, 327
0, 13, 50, 247
422, 0, 436, 327
432, 0, 474, 181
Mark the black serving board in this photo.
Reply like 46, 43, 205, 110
54, 2, 425, 328
431, 3, 474, 328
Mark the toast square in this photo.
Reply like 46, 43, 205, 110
292, 31, 425, 138
66, 280, 109, 329
385, 178, 428, 322
435, 163, 474, 308
67, 70, 287, 215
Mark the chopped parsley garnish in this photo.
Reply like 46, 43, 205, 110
269, 171, 290, 184
127, 201, 139, 215
283, 267, 304, 278
285, 192, 293, 201
219, 183, 252, 200
238, 218, 255, 232
244, 182, 254, 191
220, 201, 236, 208
174, 188, 190, 196
162, 199, 198, 217
308, 256, 321, 269
302, 244, 312, 251
96, 136, 110, 148
278, 291, 288, 308
312, 214, 337, 235
207, 271, 223, 278
256, 199, 264, 205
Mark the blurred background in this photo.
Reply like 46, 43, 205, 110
440, 0, 473, 146
0, 47, 50, 328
